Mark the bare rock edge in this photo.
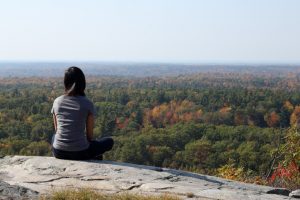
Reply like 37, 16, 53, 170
0, 156, 296, 200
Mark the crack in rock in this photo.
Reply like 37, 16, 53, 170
123, 184, 143, 190
152, 167, 163, 172
155, 186, 175, 191
80, 176, 109, 181
155, 175, 181, 182
32, 166, 67, 176
24, 176, 82, 184
163, 169, 224, 185
9, 157, 29, 165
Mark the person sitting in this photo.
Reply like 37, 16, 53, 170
51, 66, 114, 160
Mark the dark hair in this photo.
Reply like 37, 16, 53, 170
64, 66, 86, 96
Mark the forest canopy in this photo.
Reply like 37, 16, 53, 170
0, 72, 299, 189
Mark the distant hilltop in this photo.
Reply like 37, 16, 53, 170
0, 62, 300, 77
0, 156, 298, 199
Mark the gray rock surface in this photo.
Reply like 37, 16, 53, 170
0, 156, 296, 200
0, 180, 38, 200
290, 189, 300, 198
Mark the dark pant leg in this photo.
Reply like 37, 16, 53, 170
52, 137, 114, 160
51, 134, 90, 160
52, 148, 89, 160
87, 137, 114, 159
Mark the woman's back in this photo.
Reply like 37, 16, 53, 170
51, 66, 113, 160
51, 95, 95, 151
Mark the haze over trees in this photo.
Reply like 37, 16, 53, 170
0, 64, 299, 189
1, 62, 300, 77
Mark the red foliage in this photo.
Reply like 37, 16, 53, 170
269, 160, 300, 189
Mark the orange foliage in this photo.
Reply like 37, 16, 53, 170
181, 112, 194, 122
219, 106, 231, 113
265, 111, 280, 127
0, 143, 9, 148
147, 145, 159, 153
290, 106, 300, 127
145, 100, 201, 127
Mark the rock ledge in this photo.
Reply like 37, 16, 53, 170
0, 156, 296, 200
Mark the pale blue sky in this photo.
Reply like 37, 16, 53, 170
0, 0, 299, 63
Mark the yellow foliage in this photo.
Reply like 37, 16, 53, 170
284, 100, 294, 112
217, 164, 267, 185
26, 116, 33, 124
160, 104, 169, 113
196, 109, 203, 115
0, 112, 8, 122
219, 107, 231, 113
217, 164, 245, 181
126, 100, 136, 108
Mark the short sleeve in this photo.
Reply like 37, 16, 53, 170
87, 101, 96, 116
51, 100, 56, 114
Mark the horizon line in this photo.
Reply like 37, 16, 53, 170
0, 59, 300, 66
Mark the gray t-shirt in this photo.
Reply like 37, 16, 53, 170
51, 95, 96, 151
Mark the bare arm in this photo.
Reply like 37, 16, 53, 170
86, 113, 94, 142
53, 114, 57, 132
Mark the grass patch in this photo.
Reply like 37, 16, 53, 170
186, 192, 195, 198
41, 188, 182, 200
